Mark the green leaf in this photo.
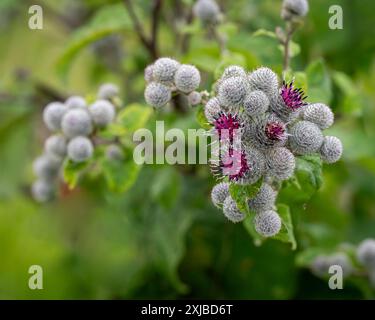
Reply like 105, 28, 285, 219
296, 155, 323, 190
306, 59, 332, 104
273, 204, 297, 250
56, 3, 132, 78
117, 103, 153, 135
63, 159, 91, 189
278, 41, 301, 59
151, 167, 181, 209
195, 104, 211, 130
252, 29, 277, 38
229, 179, 263, 213
243, 216, 264, 247
101, 156, 142, 193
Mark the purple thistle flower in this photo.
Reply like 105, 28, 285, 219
214, 112, 241, 143
211, 148, 250, 182
265, 121, 286, 141
280, 80, 307, 111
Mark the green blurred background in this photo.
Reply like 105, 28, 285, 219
0, 0, 374, 299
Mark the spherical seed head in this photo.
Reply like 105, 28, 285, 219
222, 65, 247, 80
248, 67, 279, 96
89, 99, 116, 128
67, 136, 93, 163
213, 112, 242, 143
31, 179, 54, 203
320, 136, 343, 164
280, 81, 307, 111
44, 135, 67, 159
97, 83, 119, 100
357, 239, 375, 268
254, 210, 282, 237
217, 76, 249, 108
174, 64, 201, 93
222, 196, 246, 223
106, 144, 124, 161
144, 82, 172, 108
248, 183, 277, 212
43, 102, 68, 131
244, 90, 270, 117
193, 0, 221, 24
188, 91, 202, 106
289, 120, 324, 155
204, 97, 222, 123
65, 96, 87, 109
211, 182, 230, 208
266, 147, 296, 181
281, 0, 309, 21
144, 64, 154, 83
302, 103, 334, 130
33, 154, 61, 180
61, 109, 93, 138
152, 57, 180, 84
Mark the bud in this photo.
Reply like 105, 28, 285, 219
320, 136, 343, 164
248, 183, 277, 212
144, 82, 172, 108
43, 102, 68, 131
254, 210, 282, 237
67, 136, 94, 163
265, 147, 295, 181
222, 196, 246, 223
248, 67, 279, 96
281, 0, 309, 21
289, 121, 324, 155
303, 103, 334, 130
211, 182, 230, 208
152, 57, 180, 84
174, 64, 201, 93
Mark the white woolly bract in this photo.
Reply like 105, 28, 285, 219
217, 76, 249, 109
248, 67, 279, 96
289, 120, 324, 155
254, 210, 282, 237
61, 109, 93, 138
320, 136, 343, 164
89, 99, 116, 128
193, 0, 221, 23
204, 97, 222, 123
222, 196, 246, 223
152, 57, 180, 84
32, 179, 54, 203
266, 147, 295, 181
243, 90, 269, 117
67, 136, 94, 163
144, 82, 172, 108
65, 96, 87, 109
248, 183, 277, 212
303, 103, 334, 130
281, 0, 309, 20
174, 64, 201, 93
43, 102, 68, 131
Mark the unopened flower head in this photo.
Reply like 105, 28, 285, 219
193, 0, 221, 24
248, 183, 277, 212
222, 196, 246, 223
357, 239, 375, 268
144, 64, 154, 83
67, 136, 94, 163
303, 103, 334, 130
204, 97, 222, 123
97, 83, 119, 100
289, 120, 324, 155
222, 65, 247, 80
243, 90, 269, 117
152, 57, 180, 84
65, 96, 87, 109
217, 76, 249, 108
43, 102, 68, 131
89, 99, 116, 128
32, 154, 61, 180
144, 82, 172, 108
281, 0, 309, 21
266, 147, 295, 181
174, 64, 201, 93
32, 179, 55, 203
254, 210, 282, 237
211, 182, 230, 208
248, 67, 279, 95
320, 136, 343, 164
106, 144, 124, 161
44, 135, 67, 159
61, 108, 93, 138
188, 91, 202, 106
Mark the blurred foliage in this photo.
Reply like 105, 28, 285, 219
0, 0, 374, 299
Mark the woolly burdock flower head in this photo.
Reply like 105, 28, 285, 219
303, 103, 334, 130
320, 136, 343, 164
98, 83, 119, 100
222, 65, 247, 80
357, 239, 375, 268
222, 196, 246, 223
204, 97, 222, 123
144, 64, 154, 83
281, 0, 309, 21
144, 82, 171, 108
280, 80, 307, 111
193, 0, 221, 24
152, 57, 180, 84
217, 76, 249, 108
248, 67, 279, 96
67, 136, 94, 163
254, 210, 282, 237
248, 183, 277, 212
61, 108, 93, 138
243, 90, 269, 117
33, 154, 61, 180
289, 120, 324, 155
44, 135, 67, 159
266, 147, 295, 181
174, 64, 201, 93
43, 102, 68, 131
211, 182, 230, 208
265, 118, 287, 142
89, 99, 116, 128
65, 96, 87, 109
188, 91, 202, 106
213, 112, 241, 143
